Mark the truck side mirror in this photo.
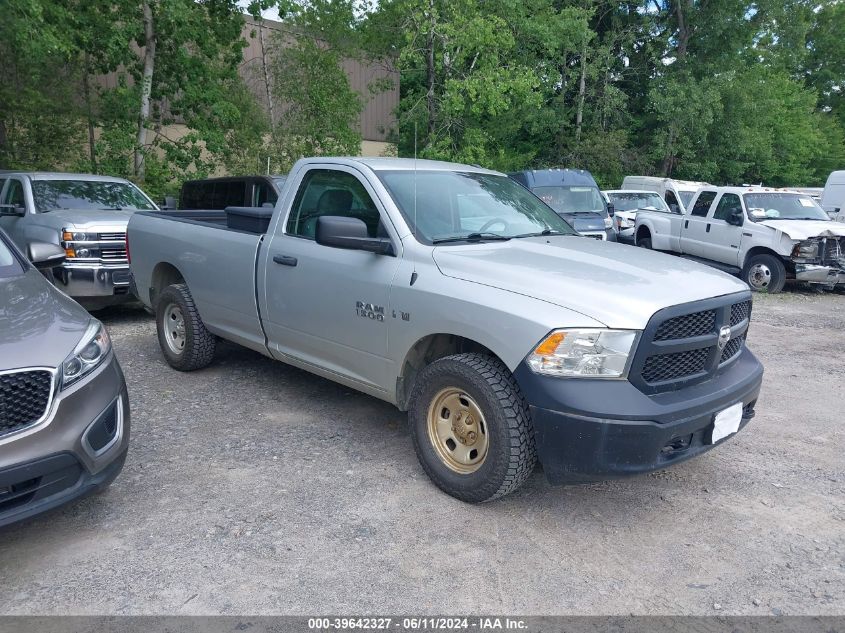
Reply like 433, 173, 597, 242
0, 203, 25, 217
606, 203, 615, 216
315, 216, 394, 256
726, 209, 744, 226
28, 242, 66, 269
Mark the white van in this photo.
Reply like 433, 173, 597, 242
821, 170, 845, 221
621, 176, 708, 214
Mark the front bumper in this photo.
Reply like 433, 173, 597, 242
579, 229, 617, 242
794, 263, 845, 285
513, 348, 764, 484
55, 263, 133, 299
0, 354, 130, 527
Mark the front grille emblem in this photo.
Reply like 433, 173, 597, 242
718, 326, 732, 350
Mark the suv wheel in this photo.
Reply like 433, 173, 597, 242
742, 254, 785, 293
408, 353, 537, 502
156, 283, 216, 370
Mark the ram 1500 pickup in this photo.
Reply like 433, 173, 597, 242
0, 172, 159, 310
128, 158, 764, 502
634, 186, 845, 293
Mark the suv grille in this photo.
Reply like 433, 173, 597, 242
630, 295, 753, 393
0, 371, 54, 438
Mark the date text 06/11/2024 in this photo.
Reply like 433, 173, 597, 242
307, 617, 528, 630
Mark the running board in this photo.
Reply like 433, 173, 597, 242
678, 255, 741, 275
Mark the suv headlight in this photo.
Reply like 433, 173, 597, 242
526, 329, 638, 378
61, 320, 111, 388
791, 240, 820, 262
603, 217, 613, 229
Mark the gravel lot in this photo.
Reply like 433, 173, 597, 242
1, 289, 843, 615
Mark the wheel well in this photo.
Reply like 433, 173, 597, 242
150, 262, 185, 307
636, 225, 651, 241
395, 334, 503, 411
742, 246, 785, 269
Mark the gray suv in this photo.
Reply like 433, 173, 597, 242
0, 230, 129, 527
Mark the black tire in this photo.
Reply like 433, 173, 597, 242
408, 353, 537, 503
156, 283, 216, 371
636, 233, 652, 249
742, 253, 786, 293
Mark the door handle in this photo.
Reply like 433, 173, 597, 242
273, 254, 298, 267
684, 220, 689, 229
706, 223, 711, 233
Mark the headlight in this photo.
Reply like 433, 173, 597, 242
603, 217, 613, 229
791, 240, 819, 262
526, 329, 638, 378
62, 230, 93, 242
61, 320, 111, 388
616, 217, 633, 229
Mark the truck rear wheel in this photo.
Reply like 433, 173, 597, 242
742, 254, 785, 293
156, 283, 216, 371
408, 353, 537, 503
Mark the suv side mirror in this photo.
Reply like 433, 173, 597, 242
315, 216, 394, 256
0, 203, 25, 217
606, 203, 615, 216
28, 242, 66, 269
726, 209, 744, 226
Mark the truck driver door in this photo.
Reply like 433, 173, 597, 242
259, 166, 402, 393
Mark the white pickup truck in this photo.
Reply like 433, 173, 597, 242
633, 186, 845, 292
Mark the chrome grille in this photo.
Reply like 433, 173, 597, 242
0, 370, 53, 438
100, 248, 128, 261
98, 232, 126, 242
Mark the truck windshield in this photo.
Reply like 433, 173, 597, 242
607, 192, 668, 212
678, 191, 696, 208
0, 235, 23, 278
743, 193, 830, 221
31, 180, 157, 213
378, 171, 577, 244
531, 186, 605, 215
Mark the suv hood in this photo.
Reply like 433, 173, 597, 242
759, 219, 845, 241
0, 268, 91, 369
35, 208, 137, 229
558, 212, 607, 233
432, 237, 749, 329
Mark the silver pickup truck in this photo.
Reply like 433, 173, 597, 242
128, 157, 764, 502
0, 172, 159, 309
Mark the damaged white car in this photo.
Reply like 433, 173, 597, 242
633, 186, 845, 292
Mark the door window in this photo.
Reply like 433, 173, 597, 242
665, 190, 679, 210
286, 170, 381, 239
713, 193, 742, 221
253, 181, 278, 207
2, 179, 25, 208
690, 191, 717, 217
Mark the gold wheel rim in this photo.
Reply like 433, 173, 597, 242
426, 387, 489, 474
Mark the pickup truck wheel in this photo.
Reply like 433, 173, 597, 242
156, 284, 216, 371
742, 254, 785, 293
636, 235, 652, 249
408, 353, 537, 503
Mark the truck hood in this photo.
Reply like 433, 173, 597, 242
558, 212, 607, 233
37, 208, 136, 229
0, 268, 91, 369
758, 219, 845, 241
432, 236, 749, 329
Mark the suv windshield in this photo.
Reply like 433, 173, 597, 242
743, 193, 829, 221
32, 180, 156, 213
607, 192, 668, 212
378, 171, 576, 243
0, 234, 23, 278
531, 186, 605, 215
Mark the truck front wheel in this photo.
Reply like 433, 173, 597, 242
408, 353, 537, 502
742, 254, 786, 293
156, 283, 216, 371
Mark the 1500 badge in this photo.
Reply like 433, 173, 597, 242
356, 301, 385, 322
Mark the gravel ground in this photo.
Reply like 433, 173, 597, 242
0, 289, 843, 615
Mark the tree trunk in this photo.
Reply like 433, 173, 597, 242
135, 0, 156, 180
661, 127, 676, 176
257, 18, 275, 127
674, 0, 691, 60
82, 53, 97, 172
425, 0, 436, 140
575, 36, 588, 144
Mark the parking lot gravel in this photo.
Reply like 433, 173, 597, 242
0, 289, 843, 615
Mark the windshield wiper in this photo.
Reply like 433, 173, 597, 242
432, 232, 512, 244
512, 228, 569, 238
